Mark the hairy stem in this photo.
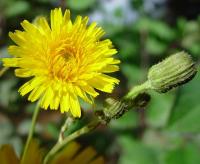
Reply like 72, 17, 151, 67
58, 115, 75, 143
0, 67, 9, 77
44, 119, 100, 164
124, 81, 151, 100
43, 80, 154, 163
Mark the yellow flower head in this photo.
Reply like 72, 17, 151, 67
3, 8, 120, 117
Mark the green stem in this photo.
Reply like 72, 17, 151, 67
43, 81, 152, 163
43, 120, 100, 164
21, 101, 40, 162
58, 115, 74, 143
124, 81, 151, 100
0, 67, 9, 77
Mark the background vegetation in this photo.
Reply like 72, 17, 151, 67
0, 0, 200, 163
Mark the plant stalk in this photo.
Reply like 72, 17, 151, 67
0, 67, 9, 77
21, 101, 40, 163
44, 119, 100, 164
58, 115, 74, 143
124, 81, 151, 100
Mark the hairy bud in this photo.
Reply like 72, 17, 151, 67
95, 94, 151, 123
148, 51, 197, 93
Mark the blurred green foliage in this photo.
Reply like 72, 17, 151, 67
0, 0, 200, 163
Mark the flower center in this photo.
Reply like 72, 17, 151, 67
61, 49, 74, 62
49, 44, 78, 82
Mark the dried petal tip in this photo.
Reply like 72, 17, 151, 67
148, 51, 197, 93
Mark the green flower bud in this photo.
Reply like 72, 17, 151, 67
148, 51, 197, 93
103, 98, 129, 120
95, 94, 151, 123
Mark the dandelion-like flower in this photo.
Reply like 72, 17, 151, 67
3, 8, 120, 117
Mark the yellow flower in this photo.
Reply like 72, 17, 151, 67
3, 8, 120, 117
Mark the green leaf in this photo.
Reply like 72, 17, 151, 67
142, 129, 184, 150
109, 111, 139, 129
134, 18, 176, 41
145, 37, 167, 56
146, 92, 175, 128
167, 72, 200, 132
179, 19, 200, 56
114, 8, 123, 18
177, 18, 187, 32
168, 105, 200, 132
8, 137, 23, 157
134, 17, 152, 32
131, 0, 144, 10
0, 47, 11, 66
188, 44, 200, 56
184, 21, 199, 34
46, 123, 60, 139
102, 22, 124, 36
115, 37, 139, 60
118, 135, 159, 164
121, 64, 144, 87
0, 114, 22, 156
5, 1, 30, 18
0, 78, 18, 107
67, 0, 96, 11
149, 21, 176, 41
164, 143, 200, 164
79, 98, 92, 110
37, 0, 58, 4
0, 114, 13, 141
17, 119, 42, 135
25, 103, 37, 114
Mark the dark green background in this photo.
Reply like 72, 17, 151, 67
0, 0, 200, 163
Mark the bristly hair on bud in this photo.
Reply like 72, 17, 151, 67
148, 51, 197, 93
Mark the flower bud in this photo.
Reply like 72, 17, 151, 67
95, 94, 151, 123
103, 98, 129, 120
148, 51, 197, 93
